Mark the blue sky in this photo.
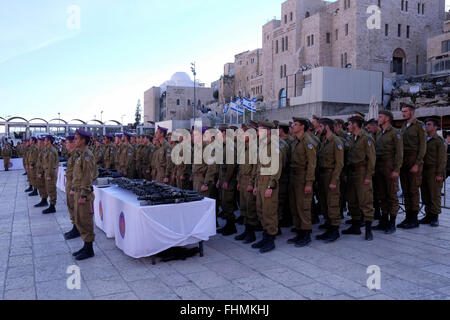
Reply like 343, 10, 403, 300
0, 0, 449, 124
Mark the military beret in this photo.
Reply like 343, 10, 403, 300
293, 117, 309, 124
157, 126, 168, 133
312, 115, 321, 121
353, 111, 366, 118
425, 117, 440, 127
115, 133, 123, 138
278, 122, 290, 129
75, 129, 92, 138
379, 110, 393, 119
105, 134, 114, 139
123, 132, 133, 138
202, 126, 208, 134
30, 137, 37, 142
38, 136, 45, 141
230, 126, 238, 130
348, 115, 365, 123
45, 135, 55, 142
400, 102, 415, 110
66, 135, 75, 142
260, 121, 276, 129
335, 119, 345, 126
366, 118, 378, 125
218, 124, 229, 132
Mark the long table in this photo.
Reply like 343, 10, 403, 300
56, 166, 216, 260
0, 158, 24, 171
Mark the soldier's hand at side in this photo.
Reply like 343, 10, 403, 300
391, 172, 399, 179
181, 176, 185, 181
246, 185, 253, 192
364, 179, 371, 185
410, 165, 419, 174
201, 185, 209, 192
163, 177, 169, 183
70, 191, 75, 196
253, 187, 258, 196
46, 176, 51, 181
237, 184, 240, 191
38, 174, 42, 179
222, 182, 228, 190
329, 184, 337, 190
78, 197, 86, 205
146, 170, 150, 174
436, 176, 444, 182
305, 186, 312, 195
265, 188, 272, 198
216, 181, 220, 189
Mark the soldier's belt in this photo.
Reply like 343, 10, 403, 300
319, 168, 334, 172
290, 169, 306, 175
72, 187, 94, 193
349, 163, 366, 170
404, 151, 418, 156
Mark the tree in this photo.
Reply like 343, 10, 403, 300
134, 100, 142, 129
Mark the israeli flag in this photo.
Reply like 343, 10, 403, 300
243, 97, 257, 112
223, 103, 229, 115
230, 99, 244, 115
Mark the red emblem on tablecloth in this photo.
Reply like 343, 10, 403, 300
99, 201, 103, 221
119, 212, 125, 239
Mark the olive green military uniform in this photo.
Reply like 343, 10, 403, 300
93, 145, 104, 167
346, 132, 376, 222
143, 143, 155, 181
114, 143, 122, 171
175, 144, 192, 190
255, 138, 283, 236
2, 145, 12, 170
72, 147, 98, 242
119, 143, 135, 178
103, 142, 116, 169
66, 150, 79, 224
22, 144, 29, 175
277, 138, 291, 222
317, 134, 344, 227
153, 139, 172, 183
400, 119, 427, 213
43, 145, 59, 206
289, 134, 317, 231
375, 126, 403, 217
36, 145, 48, 200
421, 134, 447, 216
218, 141, 238, 221
27, 145, 39, 189
237, 143, 258, 227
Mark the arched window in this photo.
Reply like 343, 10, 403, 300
176, 99, 180, 106
305, 11, 310, 18
187, 99, 191, 105
279, 89, 287, 108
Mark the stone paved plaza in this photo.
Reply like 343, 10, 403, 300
2, 170, 450, 300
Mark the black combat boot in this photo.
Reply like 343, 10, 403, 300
397, 211, 411, 228
34, 198, 48, 208
75, 242, 95, 261
23, 172, 28, 176
295, 230, 312, 247
279, 216, 293, 228
419, 214, 433, 225
277, 227, 282, 236
430, 214, 440, 228
373, 213, 389, 231
401, 211, 420, 229
319, 222, 330, 230
287, 230, 302, 244
345, 219, 355, 225
342, 221, 362, 235
220, 219, 237, 236
25, 186, 33, 192
260, 234, 275, 253
42, 205, 56, 214
28, 188, 38, 197
252, 232, 268, 249
64, 225, 81, 240
316, 226, 331, 240
365, 221, 374, 241
236, 216, 245, 225
234, 225, 249, 241
243, 225, 256, 244
385, 215, 397, 235
323, 226, 340, 243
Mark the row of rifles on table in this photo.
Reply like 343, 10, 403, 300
105, 175, 204, 207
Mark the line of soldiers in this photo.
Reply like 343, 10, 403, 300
1, 142, 13, 171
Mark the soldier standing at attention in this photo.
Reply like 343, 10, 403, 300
34, 137, 49, 208
373, 110, 403, 234
63, 136, 81, 240
277, 122, 292, 229
235, 123, 258, 244
342, 115, 376, 241
216, 125, 238, 236
398, 104, 427, 229
93, 139, 104, 167
420, 118, 447, 227
114, 134, 122, 171
288, 118, 317, 247
174, 135, 192, 190
252, 121, 283, 253
42, 135, 59, 214
102, 134, 115, 169
316, 118, 344, 242
153, 127, 172, 183
27, 137, 40, 197
119, 133, 136, 179
71, 130, 98, 261
1, 141, 12, 171
143, 135, 155, 181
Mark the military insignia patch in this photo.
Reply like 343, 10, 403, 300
307, 143, 313, 150
337, 144, 343, 150
84, 155, 89, 160
368, 139, 372, 147
397, 132, 401, 139
128, 153, 132, 156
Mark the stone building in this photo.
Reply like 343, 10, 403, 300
262, 0, 446, 107
234, 49, 264, 99
427, 19, 450, 74
144, 72, 215, 122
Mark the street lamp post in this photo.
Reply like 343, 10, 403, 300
191, 62, 197, 126
101, 110, 103, 123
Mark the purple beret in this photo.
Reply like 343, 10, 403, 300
38, 136, 45, 141
75, 129, 92, 138
124, 132, 133, 138
30, 137, 37, 142
105, 134, 114, 139
115, 133, 123, 138
202, 126, 207, 134
66, 135, 75, 141
45, 135, 55, 142
157, 126, 168, 133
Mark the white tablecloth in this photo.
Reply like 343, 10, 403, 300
93, 185, 216, 258
57, 165, 66, 192
0, 158, 24, 170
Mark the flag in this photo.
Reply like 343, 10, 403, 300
230, 99, 243, 115
223, 103, 229, 115
243, 97, 257, 112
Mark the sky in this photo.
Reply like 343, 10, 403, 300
1, 0, 449, 125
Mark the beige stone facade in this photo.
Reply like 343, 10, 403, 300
234, 49, 263, 98
262, 0, 446, 106
427, 20, 450, 74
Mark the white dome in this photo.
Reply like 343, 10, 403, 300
160, 72, 194, 93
